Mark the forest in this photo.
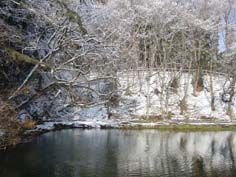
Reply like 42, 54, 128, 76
0, 0, 236, 147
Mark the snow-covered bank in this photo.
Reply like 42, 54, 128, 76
116, 70, 236, 120
27, 119, 236, 135
18, 70, 236, 127
70, 70, 236, 122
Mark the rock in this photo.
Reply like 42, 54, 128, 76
18, 110, 32, 121
0, 131, 5, 137
41, 72, 54, 87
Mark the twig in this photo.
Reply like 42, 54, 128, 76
9, 50, 56, 100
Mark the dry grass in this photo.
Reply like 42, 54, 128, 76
139, 112, 174, 122
0, 97, 21, 149
139, 115, 164, 122
21, 119, 37, 130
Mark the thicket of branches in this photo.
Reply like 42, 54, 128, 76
99, 0, 236, 116
0, 0, 236, 122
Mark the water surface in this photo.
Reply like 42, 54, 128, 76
1, 129, 236, 177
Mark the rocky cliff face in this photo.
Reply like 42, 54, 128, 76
0, 0, 48, 146
0, 0, 120, 124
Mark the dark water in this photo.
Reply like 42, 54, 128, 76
1, 130, 236, 177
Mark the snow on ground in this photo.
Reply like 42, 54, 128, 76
116, 70, 236, 121
34, 70, 235, 125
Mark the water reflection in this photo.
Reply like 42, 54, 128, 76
0, 130, 236, 177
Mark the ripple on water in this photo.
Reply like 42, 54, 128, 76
1, 130, 236, 177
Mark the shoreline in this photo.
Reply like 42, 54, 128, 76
2, 119, 236, 150
26, 119, 236, 135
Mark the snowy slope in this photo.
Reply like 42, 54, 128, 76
116, 70, 236, 121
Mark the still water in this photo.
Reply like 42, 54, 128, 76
1, 129, 236, 177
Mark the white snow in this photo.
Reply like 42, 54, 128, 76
35, 70, 236, 129
116, 70, 236, 121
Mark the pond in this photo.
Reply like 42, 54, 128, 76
0, 129, 236, 177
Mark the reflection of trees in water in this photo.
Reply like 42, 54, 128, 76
227, 134, 236, 177
164, 133, 190, 176
180, 136, 187, 151
1, 130, 236, 177
40, 131, 236, 177
102, 130, 119, 177
192, 155, 206, 177
228, 134, 235, 165
115, 131, 236, 177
